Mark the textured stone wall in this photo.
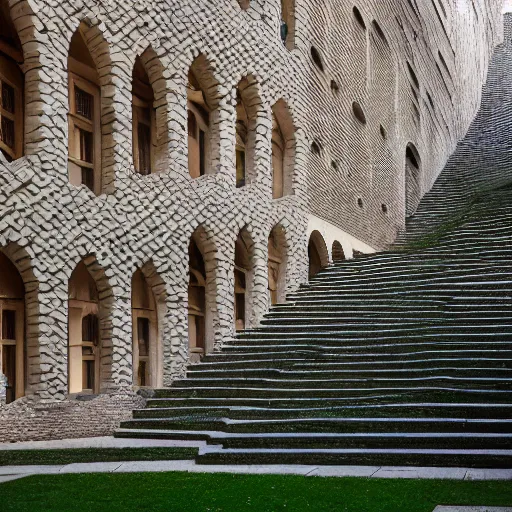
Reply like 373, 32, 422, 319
306, 0, 505, 249
0, 0, 506, 440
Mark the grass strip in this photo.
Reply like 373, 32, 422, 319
0, 447, 198, 466
1, 473, 511, 512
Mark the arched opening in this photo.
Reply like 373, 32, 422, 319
235, 77, 260, 188
353, 6, 366, 29
332, 241, 346, 262
271, 100, 296, 199
234, 228, 254, 331
132, 48, 168, 176
0, 1, 24, 162
268, 224, 287, 305
132, 56, 155, 175
187, 55, 220, 179
405, 143, 421, 217
310, 46, 324, 72
68, 22, 106, 195
188, 230, 215, 360
308, 230, 328, 279
0, 253, 25, 403
131, 269, 160, 387
281, 0, 295, 50
68, 262, 100, 394
352, 101, 367, 124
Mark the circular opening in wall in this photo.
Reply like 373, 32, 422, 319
427, 91, 435, 110
310, 46, 324, 72
311, 140, 322, 156
381, 204, 388, 214
357, 197, 364, 208
330, 80, 340, 94
353, 6, 366, 29
372, 20, 387, 43
380, 125, 387, 139
352, 102, 367, 125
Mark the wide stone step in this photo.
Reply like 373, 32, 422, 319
119, 417, 512, 435
138, 402, 512, 420
195, 447, 512, 468
153, 385, 511, 400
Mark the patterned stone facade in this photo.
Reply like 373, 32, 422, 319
0, 0, 506, 440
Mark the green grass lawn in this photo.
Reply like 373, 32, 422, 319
1, 473, 511, 512
0, 447, 198, 466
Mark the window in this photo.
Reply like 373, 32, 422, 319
235, 89, 248, 188
187, 69, 210, 179
281, 0, 295, 49
272, 114, 285, 199
68, 26, 101, 194
0, 58, 23, 163
132, 56, 156, 175
81, 314, 98, 391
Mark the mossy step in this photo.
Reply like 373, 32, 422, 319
119, 417, 512, 435
137, 403, 512, 420
195, 447, 512, 468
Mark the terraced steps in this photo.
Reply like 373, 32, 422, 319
117, 24, 512, 467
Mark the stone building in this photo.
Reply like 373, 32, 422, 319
0, 0, 507, 440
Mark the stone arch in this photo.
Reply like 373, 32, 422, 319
0, 243, 39, 400
187, 53, 223, 179
332, 241, 346, 262
271, 99, 296, 198
235, 74, 264, 187
132, 46, 169, 175
308, 230, 329, 279
268, 222, 288, 305
188, 225, 218, 358
68, 255, 114, 394
234, 225, 256, 331
131, 261, 166, 389
67, 19, 115, 195
405, 142, 422, 217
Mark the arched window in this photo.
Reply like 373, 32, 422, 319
0, 252, 25, 403
332, 241, 346, 262
308, 231, 328, 279
68, 262, 100, 394
131, 269, 159, 387
234, 228, 254, 331
271, 100, 296, 199
405, 143, 421, 217
68, 23, 102, 194
0, 2, 24, 162
235, 89, 248, 188
188, 237, 207, 359
187, 57, 219, 179
132, 57, 155, 175
268, 224, 287, 305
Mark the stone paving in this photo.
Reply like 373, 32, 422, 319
0, 460, 511, 484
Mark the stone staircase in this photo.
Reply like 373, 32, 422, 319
116, 186, 512, 467
115, 17, 512, 468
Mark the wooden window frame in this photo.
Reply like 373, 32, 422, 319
187, 100, 210, 178
0, 54, 23, 161
0, 300, 24, 403
132, 76, 156, 175
132, 308, 158, 388
68, 69, 101, 195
